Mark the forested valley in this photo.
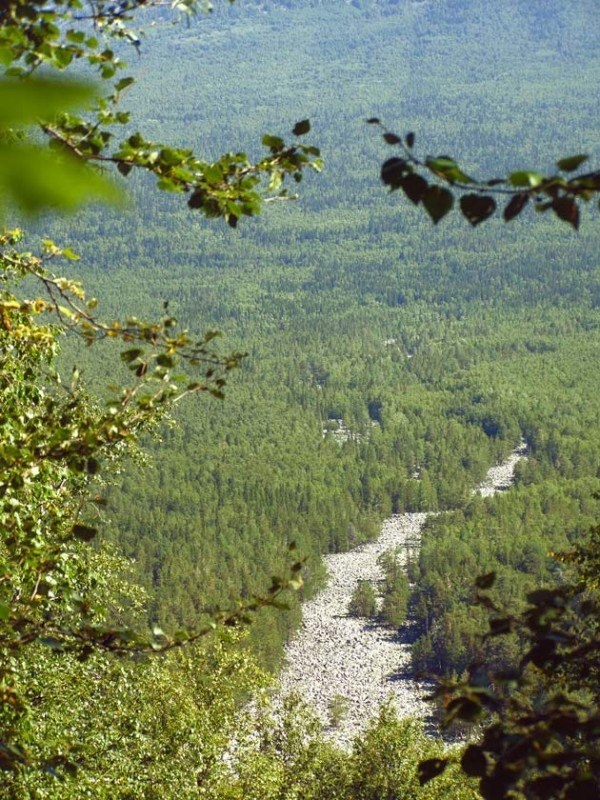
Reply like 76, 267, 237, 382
1, 1, 599, 797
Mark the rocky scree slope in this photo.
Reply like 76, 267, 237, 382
278, 444, 527, 747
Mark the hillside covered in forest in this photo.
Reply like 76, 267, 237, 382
48, 0, 600, 666
1, 0, 599, 797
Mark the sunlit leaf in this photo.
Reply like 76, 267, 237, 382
61, 247, 80, 261
426, 156, 473, 184
0, 144, 120, 215
0, 77, 95, 126
262, 134, 284, 151
509, 171, 544, 188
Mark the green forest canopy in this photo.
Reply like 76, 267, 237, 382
1, 0, 599, 797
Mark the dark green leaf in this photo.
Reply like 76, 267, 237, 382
494, 668, 521, 681
422, 185, 453, 223
418, 758, 448, 785
86, 457, 100, 475
446, 696, 481, 722
531, 776, 566, 796
489, 617, 513, 636
405, 132, 415, 148
461, 745, 488, 777
292, 119, 310, 136
475, 572, 497, 590
477, 593, 501, 612
158, 147, 186, 168
117, 161, 133, 177
526, 588, 564, 606
556, 154, 588, 172
187, 188, 205, 209
72, 524, 98, 542
204, 164, 224, 184
479, 775, 510, 800
40, 637, 66, 651
503, 192, 529, 221
528, 639, 557, 668
155, 354, 174, 368
552, 196, 579, 230
115, 76, 136, 93
564, 779, 600, 800
383, 132, 402, 145
380, 157, 408, 189
460, 194, 496, 226
120, 348, 143, 363
401, 173, 428, 204
127, 133, 146, 148
366, 117, 380, 124
66, 30, 86, 44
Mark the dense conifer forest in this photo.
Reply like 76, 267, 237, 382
46, 0, 600, 665
1, 0, 599, 797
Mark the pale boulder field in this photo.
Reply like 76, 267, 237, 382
279, 444, 527, 747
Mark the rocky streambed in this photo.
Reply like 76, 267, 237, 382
278, 443, 527, 748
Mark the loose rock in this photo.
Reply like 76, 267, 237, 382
278, 442, 527, 748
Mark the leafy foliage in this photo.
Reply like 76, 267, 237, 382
370, 119, 599, 229
0, 227, 306, 772
222, 697, 477, 800
378, 549, 410, 628
0, 0, 316, 778
1, 0, 600, 794
421, 531, 600, 799
0, 1, 322, 225
348, 580, 377, 619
